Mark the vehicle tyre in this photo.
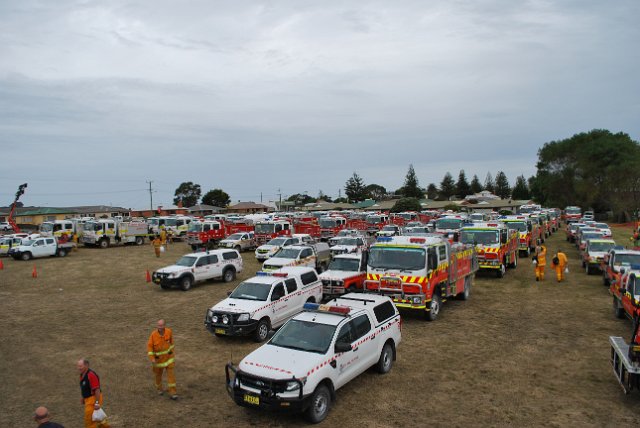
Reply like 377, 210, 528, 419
497, 263, 506, 278
253, 318, 270, 342
57, 249, 67, 257
180, 275, 193, 291
603, 272, 610, 286
509, 254, 518, 269
99, 239, 109, 249
191, 244, 198, 251
614, 298, 625, 319
582, 261, 586, 269
459, 277, 471, 301
585, 264, 591, 275
135, 236, 144, 246
304, 384, 331, 424
21, 252, 31, 261
425, 293, 441, 321
234, 245, 241, 253
525, 247, 531, 256
306, 297, 316, 303
223, 267, 236, 283
376, 342, 394, 374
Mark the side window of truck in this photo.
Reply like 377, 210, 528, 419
373, 301, 396, 323
222, 251, 238, 260
437, 245, 447, 263
336, 321, 355, 344
46, 239, 55, 245
196, 257, 207, 267
352, 314, 372, 340
271, 283, 285, 301
285, 278, 298, 293
300, 270, 318, 285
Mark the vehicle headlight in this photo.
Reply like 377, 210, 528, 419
222, 315, 230, 325
212, 315, 219, 323
237, 313, 250, 322
168, 273, 175, 278
285, 377, 307, 391
412, 296, 422, 304
336, 280, 344, 286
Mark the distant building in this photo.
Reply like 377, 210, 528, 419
187, 204, 225, 217
0, 205, 130, 227
228, 202, 272, 214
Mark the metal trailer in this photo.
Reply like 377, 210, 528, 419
609, 336, 640, 394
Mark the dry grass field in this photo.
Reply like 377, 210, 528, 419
2, 225, 640, 427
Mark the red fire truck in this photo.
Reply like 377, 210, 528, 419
254, 220, 292, 244
602, 249, 640, 286
292, 216, 321, 240
364, 236, 478, 320
499, 215, 535, 256
318, 215, 347, 241
611, 266, 640, 321
459, 222, 518, 278
564, 206, 582, 223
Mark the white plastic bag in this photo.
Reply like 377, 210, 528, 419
160, 246, 165, 253
565, 267, 569, 274
92, 407, 107, 422
532, 259, 537, 265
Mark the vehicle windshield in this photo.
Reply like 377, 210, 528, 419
40, 223, 53, 232
84, 222, 101, 231
319, 218, 338, 228
229, 281, 271, 301
165, 218, 177, 226
336, 238, 359, 246
381, 226, 396, 232
566, 207, 581, 215
269, 319, 336, 354
505, 222, 527, 232
435, 218, 463, 230
21, 240, 35, 246
266, 237, 287, 246
274, 248, 300, 259
399, 213, 415, 220
614, 254, 640, 266
337, 230, 354, 237
368, 247, 426, 271
588, 242, 615, 252
582, 233, 603, 242
255, 223, 276, 234
366, 216, 383, 224
188, 223, 201, 232
460, 230, 499, 245
594, 223, 609, 229
175, 256, 197, 267
328, 257, 360, 271
148, 218, 159, 225
226, 233, 244, 240
469, 214, 485, 221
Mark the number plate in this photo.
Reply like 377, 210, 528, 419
243, 394, 259, 405
215, 328, 226, 335
153, 278, 160, 284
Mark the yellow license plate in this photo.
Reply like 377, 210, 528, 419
153, 278, 160, 284
215, 328, 226, 335
244, 394, 259, 405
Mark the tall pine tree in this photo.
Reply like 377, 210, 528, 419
455, 170, 471, 198
494, 171, 511, 199
484, 172, 495, 194
511, 175, 531, 200
402, 164, 424, 199
344, 172, 367, 202
470, 174, 483, 194
439, 172, 456, 200
426, 183, 439, 200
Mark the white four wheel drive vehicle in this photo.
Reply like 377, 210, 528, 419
261, 243, 331, 273
225, 294, 402, 423
152, 249, 243, 291
255, 236, 302, 261
9, 237, 75, 260
219, 232, 256, 252
204, 267, 323, 342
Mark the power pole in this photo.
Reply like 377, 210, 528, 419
260, 192, 263, 203
146, 180, 154, 211
277, 188, 282, 211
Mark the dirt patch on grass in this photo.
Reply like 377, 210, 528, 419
1, 229, 640, 427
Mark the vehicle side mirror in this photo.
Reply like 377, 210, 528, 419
334, 342, 352, 353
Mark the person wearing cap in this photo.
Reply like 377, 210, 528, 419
33, 406, 64, 428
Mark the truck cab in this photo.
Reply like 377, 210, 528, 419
262, 243, 331, 272
611, 267, 640, 321
10, 236, 73, 260
39, 220, 75, 239
320, 253, 367, 297
602, 249, 640, 286
329, 236, 367, 257
255, 236, 301, 261
225, 294, 401, 423
376, 224, 401, 238
459, 222, 518, 277
254, 220, 292, 244
205, 267, 323, 342
582, 239, 616, 275
219, 232, 256, 252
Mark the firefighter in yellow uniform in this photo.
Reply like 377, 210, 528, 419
159, 227, 167, 246
551, 249, 568, 282
147, 319, 177, 399
534, 245, 547, 282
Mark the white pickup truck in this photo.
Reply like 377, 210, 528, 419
262, 243, 331, 273
9, 236, 75, 260
225, 293, 402, 423
152, 249, 243, 291
219, 232, 256, 252
204, 266, 323, 342
255, 236, 302, 261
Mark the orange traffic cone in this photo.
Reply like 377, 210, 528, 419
146, 270, 151, 283
0, 259, 4, 270
32, 265, 38, 278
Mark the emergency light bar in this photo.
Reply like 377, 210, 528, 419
377, 237, 393, 242
409, 237, 426, 243
629, 264, 640, 271
487, 223, 498, 227
303, 302, 351, 315
255, 271, 289, 277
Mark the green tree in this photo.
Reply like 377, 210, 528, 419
344, 172, 367, 202
533, 129, 640, 219
173, 181, 201, 207
426, 183, 439, 200
317, 190, 332, 202
511, 175, 530, 200
484, 172, 495, 194
391, 197, 422, 213
287, 193, 315, 205
455, 170, 472, 198
365, 184, 387, 201
494, 171, 511, 199
439, 172, 456, 200
201, 188, 230, 207
401, 164, 423, 198
333, 197, 349, 203
470, 174, 483, 194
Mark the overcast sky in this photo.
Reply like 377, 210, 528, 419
1, 0, 638, 209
